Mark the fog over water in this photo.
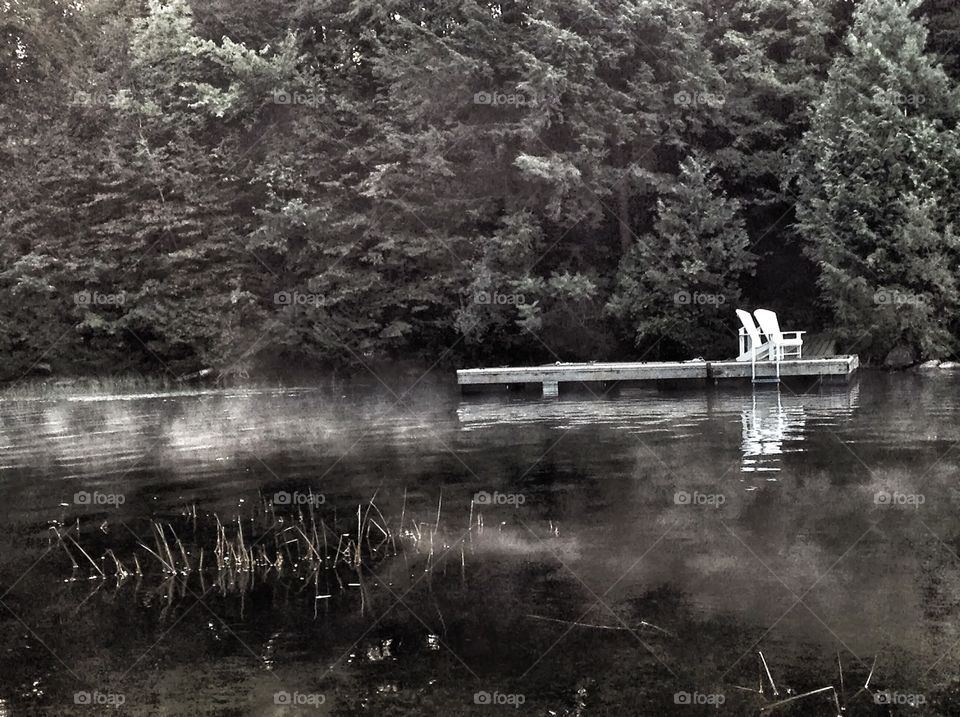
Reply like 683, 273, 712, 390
0, 372, 959, 714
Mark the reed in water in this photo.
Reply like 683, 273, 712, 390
50, 492, 523, 601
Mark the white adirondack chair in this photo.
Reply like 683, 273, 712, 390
753, 310, 803, 360
736, 309, 770, 382
754, 309, 804, 379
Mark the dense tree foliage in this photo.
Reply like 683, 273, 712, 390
793, 0, 960, 360
1, 0, 959, 379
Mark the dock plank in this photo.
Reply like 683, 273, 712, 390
457, 361, 708, 385
457, 355, 858, 394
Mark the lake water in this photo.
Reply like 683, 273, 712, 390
0, 372, 959, 715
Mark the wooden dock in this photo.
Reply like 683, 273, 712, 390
457, 355, 859, 397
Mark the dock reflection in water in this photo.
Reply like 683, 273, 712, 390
458, 382, 860, 457
457, 382, 862, 495
739, 384, 860, 474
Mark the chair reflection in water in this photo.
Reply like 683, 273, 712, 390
741, 389, 806, 473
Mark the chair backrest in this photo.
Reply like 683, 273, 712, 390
753, 309, 782, 341
736, 309, 762, 344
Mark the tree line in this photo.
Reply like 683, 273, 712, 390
2, 0, 959, 379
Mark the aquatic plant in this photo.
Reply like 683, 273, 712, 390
49, 491, 540, 606
729, 650, 918, 715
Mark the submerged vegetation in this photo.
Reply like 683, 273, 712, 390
45, 491, 955, 714
54, 492, 440, 582
49, 491, 564, 606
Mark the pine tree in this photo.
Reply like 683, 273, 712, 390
793, 0, 960, 360
0, 0, 99, 377
607, 154, 753, 356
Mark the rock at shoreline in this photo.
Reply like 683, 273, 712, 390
917, 360, 941, 370
940, 361, 960, 369
884, 344, 917, 370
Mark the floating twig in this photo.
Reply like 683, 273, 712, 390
759, 651, 779, 697
760, 685, 838, 713
527, 614, 674, 637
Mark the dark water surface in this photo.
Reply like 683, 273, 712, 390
1, 372, 960, 715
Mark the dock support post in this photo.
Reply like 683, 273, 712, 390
542, 381, 559, 398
